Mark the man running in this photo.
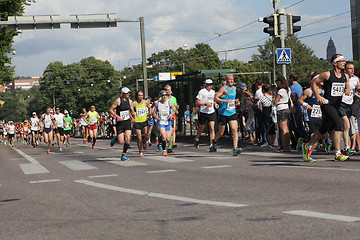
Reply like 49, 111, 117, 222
64, 110, 73, 147
153, 90, 176, 156
30, 112, 40, 147
80, 108, 89, 143
164, 85, 179, 153
212, 74, 242, 156
194, 79, 217, 151
132, 90, 151, 157
40, 106, 55, 154
302, 54, 351, 162
54, 107, 66, 152
22, 120, 30, 144
109, 87, 135, 161
84, 105, 100, 149
7, 121, 15, 147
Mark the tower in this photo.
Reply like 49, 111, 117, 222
326, 37, 337, 62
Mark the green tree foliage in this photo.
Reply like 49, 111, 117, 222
40, 57, 121, 116
0, 0, 32, 84
252, 35, 329, 82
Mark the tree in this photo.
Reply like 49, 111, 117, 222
0, 0, 32, 84
252, 35, 329, 81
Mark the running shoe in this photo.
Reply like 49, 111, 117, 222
296, 137, 303, 153
209, 145, 214, 152
143, 142, 148, 150
59, 147, 62, 152
194, 139, 199, 148
233, 147, 242, 156
155, 139, 159, 145
47, 150, 51, 154
157, 144, 163, 152
121, 155, 129, 161
324, 140, 332, 154
167, 148, 174, 154
110, 136, 118, 147
148, 141, 152, 147
343, 148, 355, 156
211, 140, 217, 152
172, 143, 177, 148
302, 143, 312, 161
162, 150, 167, 156
66, 143, 70, 147
334, 153, 349, 162
139, 152, 144, 157
92, 145, 96, 149
83, 139, 87, 144
304, 155, 316, 163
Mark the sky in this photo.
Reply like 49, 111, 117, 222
10, 0, 352, 77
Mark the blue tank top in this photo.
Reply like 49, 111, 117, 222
219, 85, 237, 116
305, 90, 323, 121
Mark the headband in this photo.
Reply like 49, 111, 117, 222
312, 74, 320, 81
332, 56, 344, 64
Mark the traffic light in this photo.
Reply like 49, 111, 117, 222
263, 14, 279, 37
287, 14, 301, 36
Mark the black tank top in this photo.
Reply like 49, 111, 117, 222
323, 70, 347, 106
116, 98, 130, 115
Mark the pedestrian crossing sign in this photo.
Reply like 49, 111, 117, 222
276, 48, 291, 64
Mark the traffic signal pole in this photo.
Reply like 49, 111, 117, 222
277, 9, 287, 78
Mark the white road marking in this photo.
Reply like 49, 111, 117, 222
96, 157, 147, 167
178, 152, 234, 159
279, 166, 360, 172
202, 165, 232, 169
143, 155, 193, 163
88, 174, 118, 178
74, 180, 249, 207
255, 162, 291, 165
283, 210, 360, 222
20, 163, 50, 175
59, 160, 98, 171
29, 179, 61, 184
73, 152, 84, 154
146, 169, 177, 174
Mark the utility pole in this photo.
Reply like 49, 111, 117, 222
277, 9, 287, 78
139, 17, 148, 97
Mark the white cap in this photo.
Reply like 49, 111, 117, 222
205, 79, 213, 84
121, 87, 131, 94
32, 112, 36, 115
64, 110, 69, 114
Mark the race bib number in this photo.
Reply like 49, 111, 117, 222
310, 105, 322, 118
136, 108, 146, 117
331, 82, 345, 97
227, 100, 236, 110
23, 126, 28, 131
207, 96, 214, 102
119, 110, 130, 121
65, 122, 70, 128
90, 117, 97, 123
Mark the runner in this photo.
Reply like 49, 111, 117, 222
40, 106, 55, 154
80, 108, 89, 143
64, 110, 73, 147
194, 79, 217, 151
302, 54, 351, 162
22, 120, 30, 145
132, 90, 151, 157
109, 87, 135, 161
164, 85, 179, 153
84, 105, 100, 149
15, 122, 21, 142
29, 112, 40, 147
145, 97, 154, 147
7, 121, 15, 147
153, 90, 176, 156
212, 74, 242, 156
54, 107, 66, 152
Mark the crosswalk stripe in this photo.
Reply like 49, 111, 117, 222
143, 155, 193, 163
147, 169, 177, 174
96, 157, 147, 167
88, 174, 118, 178
12, 147, 50, 175
202, 165, 232, 169
284, 210, 360, 222
59, 160, 98, 171
29, 179, 61, 184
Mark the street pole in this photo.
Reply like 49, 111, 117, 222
139, 17, 148, 97
277, 8, 287, 78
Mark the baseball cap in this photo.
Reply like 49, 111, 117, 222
159, 90, 167, 96
239, 83, 247, 88
32, 112, 36, 115
205, 79, 213, 84
121, 87, 131, 94
64, 110, 69, 114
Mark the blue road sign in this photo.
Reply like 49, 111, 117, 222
153, 76, 159, 82
276, 48, 291, 64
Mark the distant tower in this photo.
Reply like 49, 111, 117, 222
326, 37, 337, 62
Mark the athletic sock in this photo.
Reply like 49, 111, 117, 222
306, 143, 312, 150
93, 138, 96, 145
335, 150, 341, 156
162, 140, 166, 150
123, 142, 129, 154
168, 136, 173, 149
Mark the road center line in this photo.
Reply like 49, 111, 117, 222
202, 165, 232, 169
29, 179, 61, 184
146, 169, 177, 174
88, 174, 119, 178
283, 210, 360, 222
74, 179, 249, 208
279, 166, 360, 172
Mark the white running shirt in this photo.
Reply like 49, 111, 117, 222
196, 88, 216, 114
54, 113, 65, 128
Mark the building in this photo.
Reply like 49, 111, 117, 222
326, 37, 337, 62
351, 0, 360, 60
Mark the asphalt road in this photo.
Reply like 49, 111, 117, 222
1, 136, 360, 240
